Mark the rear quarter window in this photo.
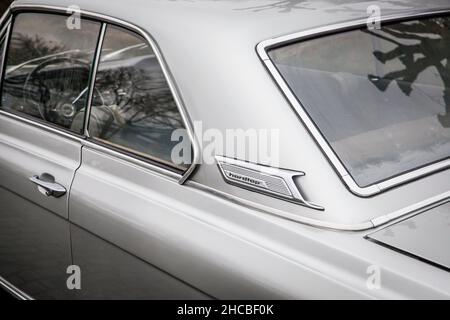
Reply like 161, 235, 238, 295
269, 16, 450, 187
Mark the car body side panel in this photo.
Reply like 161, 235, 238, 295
0, 114, 81, 219
367, 202, 450, 270
69, 147, 371, 299
0, 114, 81, 298
69, 223, 210, 299
0, 187, 72, 299
68, 147, 450, 299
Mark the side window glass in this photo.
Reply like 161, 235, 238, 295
86, 25, 190, 170
1, 13, 101, 133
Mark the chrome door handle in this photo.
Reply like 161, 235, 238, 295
29, 174, 67, 198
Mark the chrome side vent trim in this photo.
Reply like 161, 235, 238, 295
216, 156, 324, 211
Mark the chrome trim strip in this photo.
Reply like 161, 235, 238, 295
0, 19, 9, 39
371, 191, 450, 227
377, 158, 450, 191
6, 3, 201, 184
0, 21, 11, 84
257, 8, 450, 197
187, 178, 450, 231
84, 22, 106, 137
0, 110, 84, 142
186, 180, 373, 231
0, 275, 33, 300
216, 156, 324, 211
81, 139, 181, 181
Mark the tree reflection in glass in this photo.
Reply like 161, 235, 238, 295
86, 25, 188, 170
366, 17, 450, 127
269, 15, 450, 187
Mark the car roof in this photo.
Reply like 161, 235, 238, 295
13, 0, 450, 43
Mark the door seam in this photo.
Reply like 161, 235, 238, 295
67, 144, 84, 266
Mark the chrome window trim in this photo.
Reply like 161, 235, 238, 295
0, 9, 11, 77
0, 3, 201, 184
0, 275, 33, 300
84, 22, 106, 137
81, 138, 182, 181
0, 21, 9, 40
0, 18, 11, 96
370, 190, 450, 227
257, 8, 450, 197
0, 110, 85, 142
186, 179, 450, 231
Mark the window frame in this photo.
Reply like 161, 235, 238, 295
0, 4, 199, 184
257, 8, 450, 198
0, 9, 11, 98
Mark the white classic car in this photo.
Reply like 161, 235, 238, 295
0, 0, 449, 299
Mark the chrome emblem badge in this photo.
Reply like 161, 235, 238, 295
216, 156, 324, 211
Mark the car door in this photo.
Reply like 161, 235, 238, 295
68, 22, 208, 299
0, 11, 101, 299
